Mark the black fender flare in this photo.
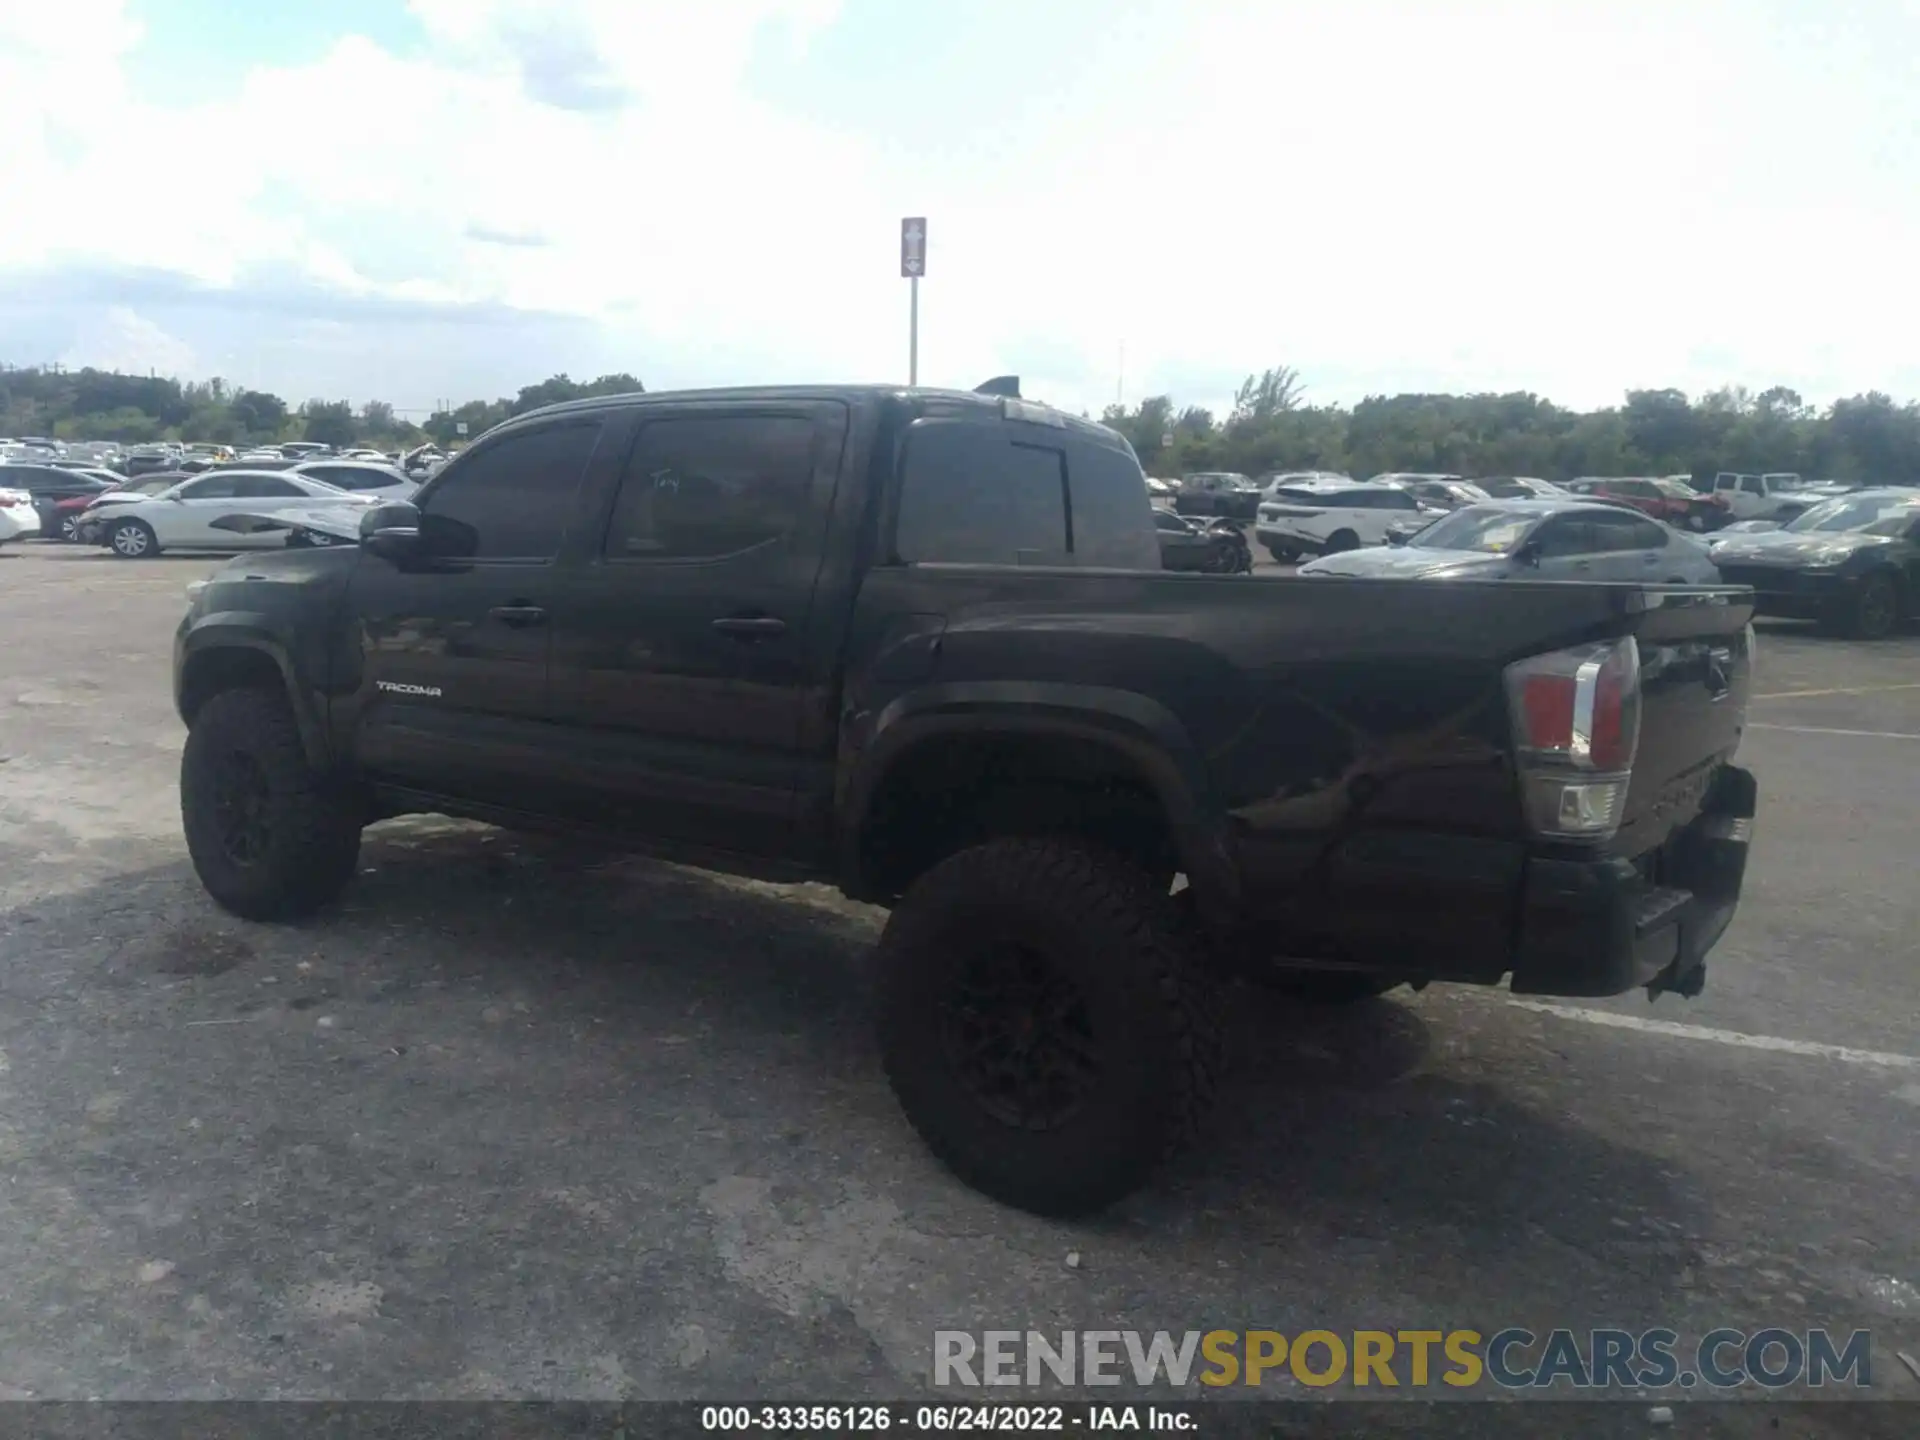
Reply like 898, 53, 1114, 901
838, 682, 1240, 922
175, 615, 329, 770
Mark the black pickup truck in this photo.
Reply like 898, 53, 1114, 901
175, 383, 1759, 1216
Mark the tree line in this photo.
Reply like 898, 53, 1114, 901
1101, 367, 1920, 484
0, 366, 644, 451
6, 359, 1920, 484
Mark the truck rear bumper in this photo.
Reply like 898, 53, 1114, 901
1510, 764, 1756, 998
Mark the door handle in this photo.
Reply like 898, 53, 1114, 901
488, 604, 548, 628
711, 615, 787, 638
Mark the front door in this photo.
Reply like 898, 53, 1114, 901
342, 415, 608, 814
545, 402, 847, 858
147, 473, 249, 547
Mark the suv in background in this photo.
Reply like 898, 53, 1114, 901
1255, 477, 1424, 560
1712, 472, 1808, 522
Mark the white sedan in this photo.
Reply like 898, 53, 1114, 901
98, 470, 377, 558
0, 486, 41, 544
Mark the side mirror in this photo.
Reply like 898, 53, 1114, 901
1514, 538, 1543, 567
360, 499, 423, 562
1387, 529, 1408, 547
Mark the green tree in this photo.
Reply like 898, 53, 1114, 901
302, 400, 356, 448
231, 389, 288, 437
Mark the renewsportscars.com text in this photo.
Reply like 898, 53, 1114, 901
932, 1328, 1873, 1390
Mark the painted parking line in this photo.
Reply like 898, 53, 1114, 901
1507, 1000, 1920, 1070
1747, 724, 1920, 740
1753, 681, 1920, 700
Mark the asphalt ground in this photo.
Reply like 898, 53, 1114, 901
0, 541, 1915, 1437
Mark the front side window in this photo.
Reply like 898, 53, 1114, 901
231, 475, 305, 498
895, 420, 1068, 564
602, 413, 815, 561
1740, 476, 1765, 495
421, 420, 602, 560
178, 476, 241, 499
1411, 506, 1538, 554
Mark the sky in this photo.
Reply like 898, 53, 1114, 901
2, 0, 1918, 420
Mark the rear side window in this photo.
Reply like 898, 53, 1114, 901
1063, 437, 1159, 569
602, 413, 816, 560
1588, 510, 1662, 551
1535, 517, 1599, 557
420, 419, 602, 561
231, 475, 305, 498
178, 475, 241, 499
896, 420, 1069, 564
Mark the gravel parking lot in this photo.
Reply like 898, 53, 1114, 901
0, 543, 1915, 1433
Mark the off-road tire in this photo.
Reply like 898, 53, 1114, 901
181, 687, 362, 921
1825, 571, 1900, 640
1324, 529, 1361, 554
876, 838, 1223, 1216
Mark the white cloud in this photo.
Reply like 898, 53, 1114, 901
3, 0, 1919, 414
59, 307, 198, 378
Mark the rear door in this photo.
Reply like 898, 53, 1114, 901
543, 401, 849, 857
149, 473, 244, 545
1528, 514, 1604, 578
225, 474, 319, 546
1583, 508, 1675, 580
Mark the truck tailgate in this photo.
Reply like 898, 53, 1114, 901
1612, 588, 1756, 858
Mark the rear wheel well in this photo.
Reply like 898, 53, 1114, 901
858, 734, 1179, 901
179, 647, 287, 725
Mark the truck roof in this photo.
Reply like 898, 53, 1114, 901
517, 384, 1136, 454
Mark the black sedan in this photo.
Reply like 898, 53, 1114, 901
1153, 507, 1248, 572
0, 463, 119, 537
1708, 489, 1920, 639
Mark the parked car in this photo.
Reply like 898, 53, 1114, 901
1151, 507, 1251, 573
1174, 471, 1261, 519
0, 486, 40, 545
1254, 477, 1427, 560
1564, 476, 1709, 528
1299, 500, 1722, 584
1708, 489, 1920, 638
173, 378, 1757, 1217
1403, 478, 1492, 511
70, 474, 194, 544
122, 449, 181, 478
290, 460, 419, 501
1709, 471, 1811, 521
279, 442, 334, 459
0, 463, 120, 537
96, 471, 377, 558
1476, 477, 1566, 500
1256, 470, 1351, 492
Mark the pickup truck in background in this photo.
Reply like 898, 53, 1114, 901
175, 382, 1760, 1216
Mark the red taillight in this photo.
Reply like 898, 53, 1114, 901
1520, 674, 1576, 753
1505, 637, 1641, 838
